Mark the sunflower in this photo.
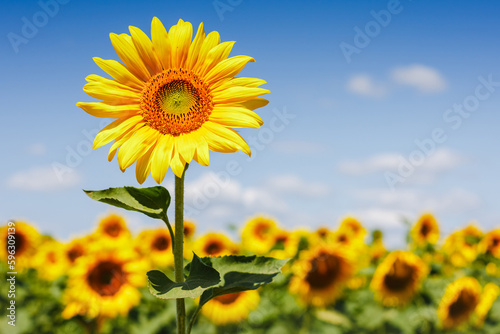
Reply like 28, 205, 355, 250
289, 245, 355, 307
0, 221, 41, 271
476, 283, 499, 327
437, 277, 481, 330
268, 229, 301, 260
182, 219, 196, 239
95, 213, 131, 242
134, 228, 174, 268
33, 239, 68, 281
200, 290, 260, 326
479, 229, 500, 258
241, 216, 279, 255
338, 216, 366, 241
442, 224, 482, 267
410, 213, 440, 247
371, 251, 427, 307
77, 17, 269, 182
65, 236, 90, 265
193, 232, 238, 257
62, 242, 147, 319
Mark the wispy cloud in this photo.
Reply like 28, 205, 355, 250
346, 74, 387, 98
391, 64, 447, 93
6, 165, 81, 191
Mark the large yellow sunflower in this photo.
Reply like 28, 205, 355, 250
0, 221, 41, 271
78, 17, 269, 182
62, 242, 147, 319
200, 290, 260, 326
437, 276, 481, 330
410, 213, 440, 247
442, 224, 482, 267
289, 245, 355, 307
475, 283, 499, 327
134, 228, 174, 268
241, 216, 279, 255
193, 232, 238, 257
370, 251, 427, 307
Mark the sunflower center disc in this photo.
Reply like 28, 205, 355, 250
306, 252, 340, 289
383, 259, 413, 291
87, 260, 126, 296
140, 69, 213, 136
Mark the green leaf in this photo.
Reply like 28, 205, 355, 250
84, 186, 170, 219
147, 253, 220, 299
199, 255, 288, 307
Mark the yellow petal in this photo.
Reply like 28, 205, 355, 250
211, 77, 267, 92
193, 136, 209, 166
210, 106, 263, 128
77, 102, 140, 118
93, 57, 144, 90
107, 122, 144, 161
203, 121, 251, 155
151, 135, 174, 184
135, 145, 155, 184
239, 97, 269, 110
169, 19, 193, 69
198, 41, 235, 78
110, 33, 151, 82
213, 86, 270, 104
204, 56, 255, 85
129, 26, 162, 75
175, 134, 197, 163
194, 31, 220, 70
186, 22, 205, 70
118, 127, 159, 171
83, 75, 140, 104
93, 115, 144, 149
170, 151, 186, 178
151, 17, 172, 70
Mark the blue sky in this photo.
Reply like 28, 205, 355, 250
1, 0, 500, 248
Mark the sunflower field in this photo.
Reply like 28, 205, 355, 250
2, 213, 500, 334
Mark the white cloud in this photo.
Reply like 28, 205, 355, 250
338, 148, 463, 184
268, 174, 329, 197
346, 74, 387, 98
7, 166, 81, 191
353, 208, 410, 229
391, 64, 447, 93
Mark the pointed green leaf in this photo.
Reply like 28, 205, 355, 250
147, 253, 220, 299
199, 255, 288, 307
84, 186, 170, 219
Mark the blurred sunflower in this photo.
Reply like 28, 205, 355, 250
95, 213, 131, 242
33, 239, 68, 281
479, 229, 500, 258
135, 228, 174, 268
437, 276, 481, 330
476, 283, 499, 327
77, 17, 269, 182
289, 245, 355, 307
62, 243, 146, 319
309, 226, 332, 244
338, 216, 366, 241
194, 232, 238, 257
410, 213, 440, 247
182, 219, 196, 239
0, 221, 41, 271
369, 230, 386, 263
268, 229, 301, 260
443, 224, 482, 267
65, 236, 89, 265
200, 290, 260, 325
371, 251, 427, 307
241, 216, 279, 255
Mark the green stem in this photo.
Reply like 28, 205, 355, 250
174, 164, 189, 334
161, 214, 175, 253
187, 304, 203, 334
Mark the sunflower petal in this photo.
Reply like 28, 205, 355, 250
204, 55, 255, 85
213, 86, 270, 104
170, 151, 186, 178
77, 102, 140, 118
198, 41, 235, 77
118, 127, 160, 171
93, 57, 144, 90
110, 33, 150, 82
193, 136, 209, 166
151, 135, 174, 184
129, 26, 162, 75
186, 22, 205, 70
135, 145, 155, 184
169, 19, 193, 69
151, 17, 172, 69
211, 77, 267, 92
210, 106, 263, 128
107, 122, 144, 161
203, 121, 251, 155
83, 75, 140, 104
93, 115, 144, 149
194, 31, 220, 70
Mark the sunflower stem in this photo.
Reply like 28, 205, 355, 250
161, 214, 175, 253
174, 164, 188, 334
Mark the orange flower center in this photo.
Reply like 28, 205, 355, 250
67, 245, 84, 263
448, 289, 477, 320
140, 68, 213, 136
87, 260, 126, 296
104, 221, 123, 238
214, 292, 241, 305
205, 241, 223, 255
152, 235, 170, 251
305, 252, 340, 289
